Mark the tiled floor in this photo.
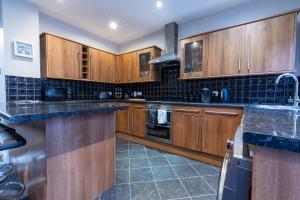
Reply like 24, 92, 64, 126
99, 138, 220, 200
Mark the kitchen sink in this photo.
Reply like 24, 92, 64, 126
251, 104, 300, 111
128, 99, 147, 102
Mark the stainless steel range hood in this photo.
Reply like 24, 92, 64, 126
149, 22, 179, 65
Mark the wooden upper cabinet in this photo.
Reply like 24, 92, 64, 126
202, 107, 243, 157
118, 53, 132, 83
89, 48, 102, 82
208, 26, 245, 76
172, 106, 202, 152
136, 47, 161, 82
102, 52, 116, 83
180, 35, 209, 79
244, 13, 296, 74
41, 34, 82, 79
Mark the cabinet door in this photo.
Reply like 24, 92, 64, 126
119, 54, 132, 83
202, 108, 242, 157
116, 105, 131, 134
180, 35, 208, 79
89, 48, 102, 81
245, 13, 296, 74
131, 104, 146, 138
208, 26, 245, 76
172, 107, 202, 151
101, 52, 116, 83
46, 35, 81, 79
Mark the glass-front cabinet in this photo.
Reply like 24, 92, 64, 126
180, 35, 208, 79
136, 47, 161, 82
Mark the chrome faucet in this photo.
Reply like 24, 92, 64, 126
275, 73, 299, 107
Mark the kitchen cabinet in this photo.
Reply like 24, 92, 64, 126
244, 13, 296, 74
89, 48, 102, 82
41, 34, 82, 79
180, 12, 297, 79
136, 47, 161, 82
116, 103, 146, 138
180, 35, 209, 79
202, 107, 243, 157
101, 52, 116, 83
172, 106, 202, 151
117, 53, 133, 83
208, 26, 245, 76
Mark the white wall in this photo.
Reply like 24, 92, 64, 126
119, 0, 300, 53
0, 0, 5, 101
39, 13, 119, 54
2, 0, 40, 78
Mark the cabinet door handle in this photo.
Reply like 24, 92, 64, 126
247, 34, 251, 72
132, 106, 144, 109
174, 109, 200, 113
204, 111, 238, 116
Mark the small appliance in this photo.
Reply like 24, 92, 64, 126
221, 88, 231, 102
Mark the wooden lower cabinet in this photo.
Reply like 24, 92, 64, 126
202, 107, 243, 156
172, 106, 243, 157
172, 106, 202, 151
116, 103, 146, 138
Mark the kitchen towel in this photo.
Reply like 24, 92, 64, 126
157, 109, 167, 124
148, 109, 157, 129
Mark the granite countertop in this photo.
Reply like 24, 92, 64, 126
243, 105, 300, 153
0, 101, 128, 123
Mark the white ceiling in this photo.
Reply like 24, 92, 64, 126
28, 0, 254, 44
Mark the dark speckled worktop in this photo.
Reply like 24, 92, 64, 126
0, 101, 128, 123
243, 105, 300, 153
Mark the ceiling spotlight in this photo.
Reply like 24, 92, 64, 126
109, 21, 118, 30
156, 1, 162, 9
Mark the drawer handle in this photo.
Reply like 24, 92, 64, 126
132, 106, 144, 109
174, 109, 200, 113
204, 111, 238, 116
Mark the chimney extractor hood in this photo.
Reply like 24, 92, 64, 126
149, 22, 179, 65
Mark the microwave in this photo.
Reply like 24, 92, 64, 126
41, 87, 72, 101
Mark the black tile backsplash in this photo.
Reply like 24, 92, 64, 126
5, 65, 297, 105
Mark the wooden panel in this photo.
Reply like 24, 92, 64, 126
46, 113, 115, 200
117, 132, 222, 167
89, 48, 102, 81
45, 34, 81, 79
252, 146, 300, 200
245, 13, 296, 74
131, 51, 140, 82
172, 112, 202, 151
173, 106, 202, 116
116, 103, 131, 134
202, 107, 242, 156
131, 104, 146, 138
119, 53, 132, 83
208, 26, 245, 76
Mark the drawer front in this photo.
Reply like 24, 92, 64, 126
173, 106, 202, 116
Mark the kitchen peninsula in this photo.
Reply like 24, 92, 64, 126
0, 101, 127, 200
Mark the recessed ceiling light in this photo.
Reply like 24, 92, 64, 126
109, 21, 118, 30
156, 1, 162, 9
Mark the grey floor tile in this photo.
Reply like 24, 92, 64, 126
181, 177, 215, 197
129, 150, 147, 159
116, 151, 129, 160
202, 175, 220, 191
156, 179, 189, 199
166, 155, 189, 165
129, 143, 145, 150
173, 165, 198, 178
148, 156, 169, 167
116, 159, 129, 170
130, 168, 154, 182
116, 145, 129, 152
146, 148, 165, 157
192, 194, 217, 200
192, 163, 219, 176
152, 166, 177, 181
116, 169, 129, 184
130, 158, 150, 168
130, 181, 160, 200
100, 184, 130, 200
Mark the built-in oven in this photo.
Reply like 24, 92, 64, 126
146, 104, 172, 144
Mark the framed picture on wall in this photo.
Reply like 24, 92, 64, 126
13, 41, 33, 59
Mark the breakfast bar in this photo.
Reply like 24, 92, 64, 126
0, 101, 127, 200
